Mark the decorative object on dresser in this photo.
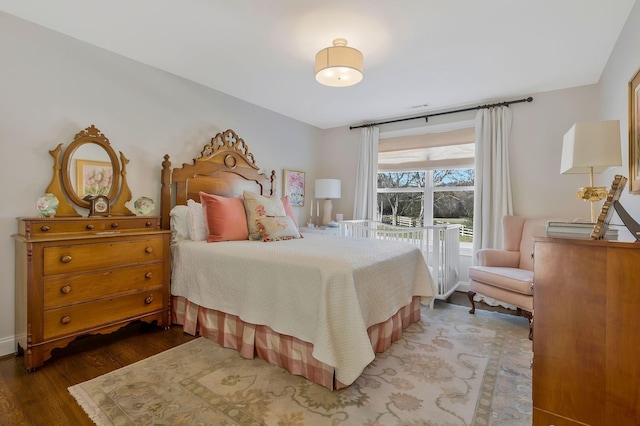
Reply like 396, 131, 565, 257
13, 127, 171, 371
560, 120, 622, 222
45, 124, 135, 217
532, 237, 640, 425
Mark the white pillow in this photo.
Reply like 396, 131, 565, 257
186, 199, 208, 241
169, 205, 190, 242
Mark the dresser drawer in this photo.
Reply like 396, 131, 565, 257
44, 263, 164, 309
43, 289, 164, 340
27, 219, 105, 236
43, 237, 164, 276
21, 217, 159, 237
100, 217, 160, 232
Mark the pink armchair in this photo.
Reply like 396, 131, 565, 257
467, 215, 554, 339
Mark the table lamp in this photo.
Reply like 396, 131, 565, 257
560, 120, 622, 222
315, 179, 341, 226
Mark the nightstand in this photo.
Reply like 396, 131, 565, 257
301, 226, 340, 236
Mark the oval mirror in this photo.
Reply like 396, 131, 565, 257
61, 130, 121, 208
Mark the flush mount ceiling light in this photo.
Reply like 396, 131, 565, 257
315, 38, 363, 87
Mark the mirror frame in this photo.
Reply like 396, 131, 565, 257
61, 128, 121, 208
44, 125, 135, 217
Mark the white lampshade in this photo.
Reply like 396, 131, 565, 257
560, 120, 622, 174
315, 179, 341, 199
315, 38, 363, 87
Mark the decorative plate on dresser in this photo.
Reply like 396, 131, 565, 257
12, 126, 171, 371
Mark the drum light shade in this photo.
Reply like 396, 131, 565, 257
315, 38, 363, 87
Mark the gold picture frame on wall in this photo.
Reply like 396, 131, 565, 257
629, 67, 640, 194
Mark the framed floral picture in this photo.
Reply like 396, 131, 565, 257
629, 67, 640, 194
283, 169, 305, 206
76, 159, 113, 197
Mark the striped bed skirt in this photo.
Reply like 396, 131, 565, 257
171, 295, 422, 390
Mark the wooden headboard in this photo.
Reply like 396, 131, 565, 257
160, 129, 276, 230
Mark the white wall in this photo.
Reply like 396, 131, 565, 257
0, 13, 321, 356
598, 0, 640, 228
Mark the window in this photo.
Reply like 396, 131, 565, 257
377, 124, 475, 242
377, 169, 474, 242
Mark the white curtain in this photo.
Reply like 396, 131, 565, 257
353, 126, 380, 220
472, 106, 513, 259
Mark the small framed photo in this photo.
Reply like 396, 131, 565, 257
283, 169, 305, 206
629, 66, 640, 194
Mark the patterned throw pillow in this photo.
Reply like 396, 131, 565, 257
243, 191, 286, 240
256, 216, 301, 242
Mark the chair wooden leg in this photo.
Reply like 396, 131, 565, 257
467, 290, 476, 314
521, 309, 533, 340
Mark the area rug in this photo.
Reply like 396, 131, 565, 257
69, 303, 532, 425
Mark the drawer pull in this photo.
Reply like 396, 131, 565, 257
60, 316, 71, 325
111, 223, 119, 229
41, 225, 50, 232
86, 224, 95, 230
145, 221, 153, 227
145, 295, 154, 304
60, 255, 72, 263
60, 285, 72, 294
145, 246, 154, 254
145, 272, 153, 279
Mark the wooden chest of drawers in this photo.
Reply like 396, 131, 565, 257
13, 216, 171, 370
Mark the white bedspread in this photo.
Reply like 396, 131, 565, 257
170, 233, 435, 385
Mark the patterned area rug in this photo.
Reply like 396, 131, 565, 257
69, 303, 532, 425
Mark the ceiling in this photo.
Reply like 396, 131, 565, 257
1, 0, 636, 129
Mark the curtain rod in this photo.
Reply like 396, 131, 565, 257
349, 96, 533, 130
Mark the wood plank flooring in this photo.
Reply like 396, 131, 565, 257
0, 293, 515, 425
0, 322, 195, 425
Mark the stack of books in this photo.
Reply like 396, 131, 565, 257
546, 221, 618, 240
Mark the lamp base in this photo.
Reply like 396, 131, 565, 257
576, 186, 608, 202
322, 199, 333, 226
576, 187, 607, 223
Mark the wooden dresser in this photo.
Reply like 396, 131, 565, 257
13, 216, 171, 370
532, 237, 640, 425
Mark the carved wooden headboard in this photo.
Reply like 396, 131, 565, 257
160, 129, 276, 230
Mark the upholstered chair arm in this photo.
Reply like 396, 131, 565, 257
476, 248, 520, 268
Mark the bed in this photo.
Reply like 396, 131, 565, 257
160, 129, 436, 389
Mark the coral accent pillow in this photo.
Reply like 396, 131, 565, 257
281, 195, 300, 231
256, 216, 301, 242
199, 192, 249, 242
243, 191, 286, 240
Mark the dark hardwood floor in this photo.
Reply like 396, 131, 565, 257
0, 322, 195, 425
0, 292, 515, 425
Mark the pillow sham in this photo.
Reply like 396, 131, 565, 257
243, 191, 287, 240
256, 216, 301, 242
169, 205, 190, 242
186, 199, 208, 241
281, 195, 300, 231
199, 191, 248, 242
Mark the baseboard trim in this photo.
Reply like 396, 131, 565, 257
457, 281, 470, 293
0, 335, 16, 358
